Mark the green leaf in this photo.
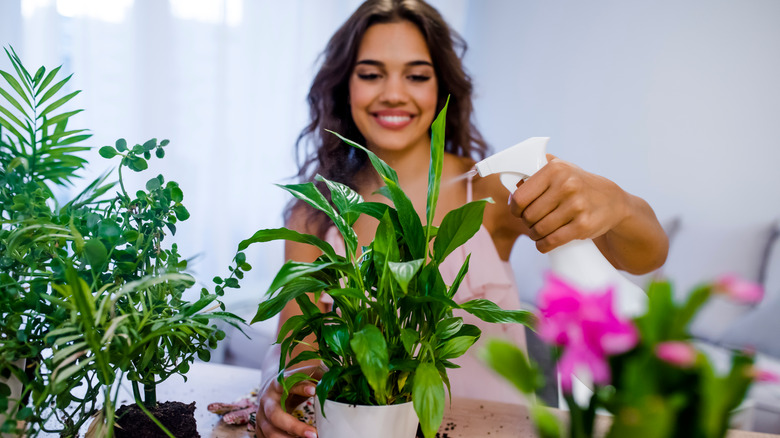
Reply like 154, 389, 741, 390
0, 85, 28, 116
280, 372, 317, 413
675, 284, 712, 335
326, 129, 398, 183
316, 368, 342, 415
435, 317, 463, 340
143, 138, 157, 150
116, 138, 127, 151
146, 177, 161, 191
426, 98, 448, 242
98, 221, 121, 244
37, 73, 73, 107
447, 254, 470, 299
0, 114, 27, 145
350, 324, 389, 404
252, 276, 330, 323
278, 182, 358, 257
155, 147, 165, 158
316, 175, 364, 225
83, 238, 108, 267
170, 185, 183, 202
373, 209, 400, 286
35, 65, 61, 97
322, 324, 351, 358
479, 338, 541, 395
400, 328, 420, 356
128, 156, 148, 171
0, 70, 32, 108
388, 259, 424, 294
174, 204, 190, 221
98, 146, 118, 159
38, 90, 80, 119
458, 299, 537, 326
433, 200, 489, 264
413, 362, 445, 438
238, 227, 339, 261
384, 178, 426, 259
530, 403, 562, 438
0, 101, 26, 130
436, 334, 478, 361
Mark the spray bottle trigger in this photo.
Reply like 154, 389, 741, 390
499, 172, 527, 193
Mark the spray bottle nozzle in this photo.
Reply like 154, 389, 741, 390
475, 137, 550, 192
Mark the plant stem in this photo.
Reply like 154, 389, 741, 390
564, 393, 589, 438
117, 159, 130, 201
144, 382, 157, 408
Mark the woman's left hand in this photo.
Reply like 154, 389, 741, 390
508, 154, 628, 254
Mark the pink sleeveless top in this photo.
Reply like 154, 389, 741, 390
322, 176, 528, 405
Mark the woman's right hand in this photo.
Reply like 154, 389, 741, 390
255, 365, 321, 438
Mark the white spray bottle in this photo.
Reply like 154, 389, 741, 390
475, 137, 647, 318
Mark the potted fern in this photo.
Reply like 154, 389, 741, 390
0, 47, 243, 437
246, 100, 535, 438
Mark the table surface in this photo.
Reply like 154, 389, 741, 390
161, 362, 779, 438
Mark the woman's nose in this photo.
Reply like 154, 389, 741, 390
379, 75, 408, 104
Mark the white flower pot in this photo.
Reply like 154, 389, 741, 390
314, 398, 419, 438
1, 359, 25, 438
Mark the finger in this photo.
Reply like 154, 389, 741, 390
525, 206, 571, 242
288, 380, 317, 398
509, 172, 551, 216
258, 417, 310, 438
535, 219, 585, 253
267, 403, 318, 438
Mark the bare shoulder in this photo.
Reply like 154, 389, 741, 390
284, 203, 325, 263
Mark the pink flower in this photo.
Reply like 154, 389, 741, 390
655, 341, 697, 368
713, 274, 764, 304
750, 368, 780, 383
536, 273, 639, 393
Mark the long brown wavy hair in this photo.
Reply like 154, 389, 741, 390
287, 0, 489, 238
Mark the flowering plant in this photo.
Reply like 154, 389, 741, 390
482, 272, 778, 438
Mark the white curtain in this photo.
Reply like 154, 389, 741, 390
0, 0, 469, 316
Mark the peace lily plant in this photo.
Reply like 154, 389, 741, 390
247, 99, 535, 438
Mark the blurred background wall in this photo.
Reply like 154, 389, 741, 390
1, 0, 778, 315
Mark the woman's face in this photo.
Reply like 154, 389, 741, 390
349, 20, 438, 155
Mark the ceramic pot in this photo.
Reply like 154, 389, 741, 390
314, 398, 419, 438
1, 359, 25, 438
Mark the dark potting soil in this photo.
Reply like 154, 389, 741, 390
114, 401, 200, 438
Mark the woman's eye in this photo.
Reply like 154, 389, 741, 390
408, 75, 431, 82
357, 73, 380, 80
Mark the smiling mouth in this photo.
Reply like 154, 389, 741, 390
373, 114, 414, 129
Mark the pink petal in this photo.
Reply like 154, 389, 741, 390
714, 274, 764, 304
752, 368, 780, 383
557, 345, 612, 392
557, 350, 577, 393
655, 341, 697, 368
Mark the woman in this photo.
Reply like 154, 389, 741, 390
256, 1, 668, 437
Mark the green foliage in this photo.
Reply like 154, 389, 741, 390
483, 279, 760, 438
0, 47, 242, 437
247, 100, 535, 437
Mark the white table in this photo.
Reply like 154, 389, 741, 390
162, 362, 780, 438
